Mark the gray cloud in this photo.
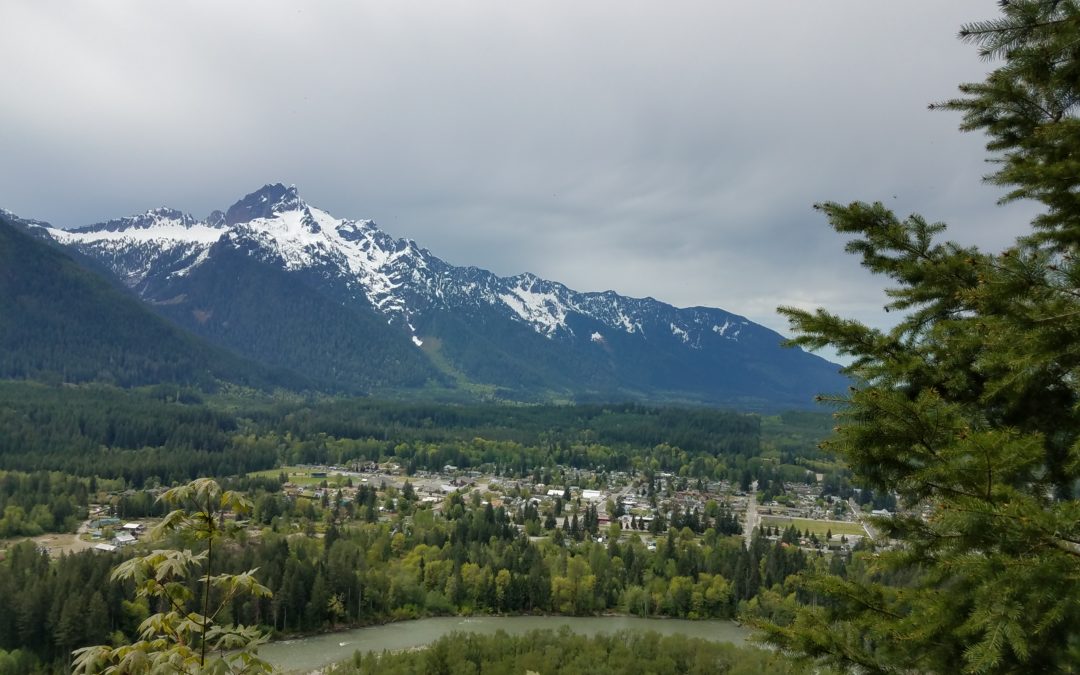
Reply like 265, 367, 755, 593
0, 1, 1043, 359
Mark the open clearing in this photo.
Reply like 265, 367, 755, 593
0, 531, 95, 559
249, 466, 359, 487
760, 516, 865, 537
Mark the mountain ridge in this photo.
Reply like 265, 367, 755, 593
24, 183, 847, 408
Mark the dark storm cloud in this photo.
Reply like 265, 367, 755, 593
0, 1, 1042, 351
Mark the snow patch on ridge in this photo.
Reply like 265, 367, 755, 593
236, 209, 325, 270
47, 217, 223, 286
712, 319, 747, 341
498, 285, 572, 337
169, 248, 212, 278
48, 222, 224, 245
617, 313, 641, 335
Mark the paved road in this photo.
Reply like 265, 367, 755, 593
847, 498, 879, 542
743, 482, 759, 548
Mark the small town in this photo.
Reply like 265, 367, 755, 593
18, 462, 886, 563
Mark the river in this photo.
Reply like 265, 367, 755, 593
259, 615, 752, 673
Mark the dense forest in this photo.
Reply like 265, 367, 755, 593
0, 498, 834, 672
0, 382, 833, 497
0, 473, 95, 538
0, 386, 840, 672
329, 628, 815, 675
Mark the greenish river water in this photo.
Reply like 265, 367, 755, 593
260, 615, 751, 673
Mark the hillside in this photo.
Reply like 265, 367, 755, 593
0, 214, 302, 391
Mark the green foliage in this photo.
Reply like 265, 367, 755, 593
0, 471, 89, 536
330, 628, 814, 675
0, 384, 839, 671
72, 479, 272, 674
259, 399, 762, 475
0, 383, 771, 486
767, 4, 1080, 672
0, 647, 40, 675
934, 0, 1080, 249
236, 514, 806, 629
1, 489, 820, 670
0, 383, 275, 486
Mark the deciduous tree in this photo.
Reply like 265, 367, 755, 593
72, 478, 272, 674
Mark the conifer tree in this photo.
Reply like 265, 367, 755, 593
761, 2, 1080, 673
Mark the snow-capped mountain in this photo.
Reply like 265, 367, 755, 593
32, 184, 846, 407
48, 185, 758, 351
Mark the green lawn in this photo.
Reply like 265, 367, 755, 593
248, 466, 355, 487
760, 516, 865, 537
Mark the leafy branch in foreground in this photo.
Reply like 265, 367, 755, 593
72, 478, 273, 674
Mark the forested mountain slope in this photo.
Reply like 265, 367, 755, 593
0, 214, 301, 391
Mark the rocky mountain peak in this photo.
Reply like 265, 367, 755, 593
224, 183, 305, 226
73, 207, 198, 233
206, 210, 227, 228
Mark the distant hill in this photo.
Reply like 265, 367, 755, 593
0, 213, 302, 390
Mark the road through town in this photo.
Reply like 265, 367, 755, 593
743, 482, 759, 548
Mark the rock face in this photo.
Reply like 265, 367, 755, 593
34, 184, 847, 407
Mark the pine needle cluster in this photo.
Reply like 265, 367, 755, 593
761, 2, 1080, 673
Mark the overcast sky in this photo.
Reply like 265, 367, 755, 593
0, 1, 1041, 355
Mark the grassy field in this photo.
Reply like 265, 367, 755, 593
248, 466, 360, 487
418, 337, 500, 398
761, 516, 865, 537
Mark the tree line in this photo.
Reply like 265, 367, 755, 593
330, 628, 816, 675
0, 492, 833, 673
